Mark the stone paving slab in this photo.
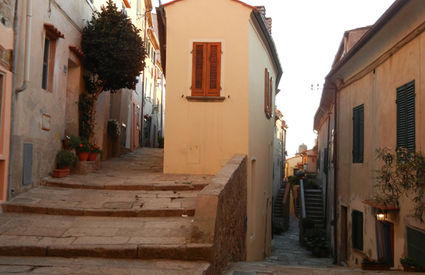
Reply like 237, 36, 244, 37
0, 256, 211, 274
0, 213, 197, 258
3, 186, 198, 217
41, 148, 213, 191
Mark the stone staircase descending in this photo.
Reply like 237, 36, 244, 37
304, 189, 325, 228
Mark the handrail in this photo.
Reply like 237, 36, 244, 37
300, 179, 307, 219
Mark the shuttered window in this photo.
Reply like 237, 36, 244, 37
406, 226, 425, 266
352, 104, 364, 163
397, 81, 415, 152
352, 210, 363, 251
264, 68, 272, 119
191, 42, 221, 96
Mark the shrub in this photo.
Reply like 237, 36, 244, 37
56, 150, 77, 169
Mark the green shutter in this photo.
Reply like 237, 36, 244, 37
353, 105, 364, 163
397, 81, 415, 152
406, 226, 425, 266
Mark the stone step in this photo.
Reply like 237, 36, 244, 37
2, 186, 198, 217
42, 177, 209, 191
0, 213, 212, 261
0, 256, 211, 274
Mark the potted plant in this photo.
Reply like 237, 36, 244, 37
400, 256, 417, 272
361, 257, 391, 270
88, 143, 102, 161
53, 150, 77, 178
76, 140, 91, 161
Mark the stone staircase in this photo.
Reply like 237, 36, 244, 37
272, 183, 289, 232
304, 189, 325, 228
0, 149, 247, 274
0, 149, 217, 274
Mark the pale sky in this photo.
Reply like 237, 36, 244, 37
154, 0, 396, 156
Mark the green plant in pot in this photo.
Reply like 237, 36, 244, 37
53, 150, 77, 178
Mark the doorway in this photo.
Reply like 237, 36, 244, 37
376, 220, 394, 266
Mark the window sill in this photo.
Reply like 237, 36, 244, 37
186, 96, 225, 102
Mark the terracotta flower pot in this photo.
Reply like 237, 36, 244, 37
53, 168, 70, 178
88, 152, 98, 161
78, 152, 89, 162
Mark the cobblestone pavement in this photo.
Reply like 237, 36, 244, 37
223, 216, 418, 274
266, 215, 333, 267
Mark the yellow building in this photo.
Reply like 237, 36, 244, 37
315, 0, 425, 268
158, 0, 282, 260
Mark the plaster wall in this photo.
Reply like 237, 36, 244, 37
11, 0, 93, 196
0, 10, 14, 201
163, 0, 251, 175
247, 20, 277, 260
336, 25, 425, 269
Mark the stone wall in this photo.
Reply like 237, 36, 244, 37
191, 155, 247, 274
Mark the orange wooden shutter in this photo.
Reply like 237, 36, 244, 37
192, 42, 206, 96
269, 76, 273, 117
264, 68, 268, 117
205, 43, 221, 96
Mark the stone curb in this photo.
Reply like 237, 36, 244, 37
2, 204, 196, 217
0, 243, 213, 261
42, 179, 208, 191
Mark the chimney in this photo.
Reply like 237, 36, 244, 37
265, 17, 272, 34
255, 6, 272, 34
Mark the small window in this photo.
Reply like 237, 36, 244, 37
42, 38, 50, 90
352, 104, 364, 163
352, 210, 363, 250
264, 68, 272, 119
42, 24, 63, 91
191, 42, 221, 97
397, 81, 415, 152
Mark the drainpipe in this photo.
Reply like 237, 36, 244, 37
333, 86, 339, 264
16, 0, 32, 93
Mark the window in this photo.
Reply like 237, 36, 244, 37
42, 38, 50, 90
264, 68, 272, 119
352, 104, 364, 163
397, 80, 415, 152
352, 210, 363, 250
191, 42, 221, 96
42, 24, 63, 91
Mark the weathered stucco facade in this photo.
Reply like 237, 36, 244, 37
315, 0, 425, 268
159, 0, 282, 260
10, 0, 93, 197
0, 0, 15, 202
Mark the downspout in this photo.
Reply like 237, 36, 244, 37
15, 0, 32, 93
8, 0, 20, 199
333, 87, 338, 264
